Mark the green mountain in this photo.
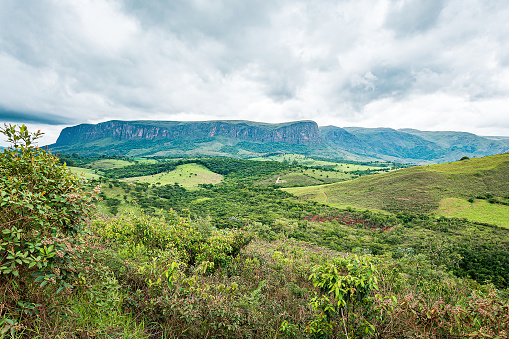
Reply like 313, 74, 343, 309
285, 153, 509, 227
50, 120, 509, 164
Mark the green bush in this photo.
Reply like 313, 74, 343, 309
92, 210, 252, 269
0, 124, 96, 334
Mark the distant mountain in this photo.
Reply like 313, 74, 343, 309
50, 120, 509, 164
56, 120, 321, 146
51, 120, 325, 158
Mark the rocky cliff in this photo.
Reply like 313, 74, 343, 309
52, 119, 509, 164
55, 120, 322, 146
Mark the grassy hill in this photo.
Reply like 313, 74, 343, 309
121, 163, 223, 189
285, 153, 509, 227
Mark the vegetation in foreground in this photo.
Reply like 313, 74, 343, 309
2, 125, 509, 338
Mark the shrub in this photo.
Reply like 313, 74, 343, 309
0, 124, 96, 334
306, 254, 379, 337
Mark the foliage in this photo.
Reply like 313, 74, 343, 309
306, 255, 378, 337
0, 125, 96, 336
92, 210, 252, 269
4, 128, 509, 337
96, 174, 509, 289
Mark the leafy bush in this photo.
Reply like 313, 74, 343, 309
306, 254, 379, 337
0, 124, 96, 334
92, 210, 252, 269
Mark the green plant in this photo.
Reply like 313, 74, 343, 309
307, 254, 379, 338
0, 124, 96, 334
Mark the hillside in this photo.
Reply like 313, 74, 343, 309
285, 153, 509, 227
49, 120, 509, 164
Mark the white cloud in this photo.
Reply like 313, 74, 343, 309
0, 0, 508, 146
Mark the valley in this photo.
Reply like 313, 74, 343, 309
2, 124, 509, 338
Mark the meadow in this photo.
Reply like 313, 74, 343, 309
250, 153, 390, 171
68, 166, 102, 180
121, 163, 224, 189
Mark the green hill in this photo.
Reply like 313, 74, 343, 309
285, 153, 509, 227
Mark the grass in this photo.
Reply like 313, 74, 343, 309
438, 198, 509, 229
285, 153, 509, 224
69, 166, 102, 179
132, 157, 158, 164
303, 168, 354, 181
257, 168, 354, 187
121, 163, 223, 189
428, 153, 509, 174
86, 159, 133, 170
251, 153, 387, 171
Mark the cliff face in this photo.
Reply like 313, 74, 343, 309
55, 120, 322, 146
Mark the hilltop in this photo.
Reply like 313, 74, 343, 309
285, 153, 509, 227
49, 120, 509, 164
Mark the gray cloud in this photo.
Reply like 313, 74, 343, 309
385, 0, 445, 36
0, 107, 77, 125
0, 0, 509, 144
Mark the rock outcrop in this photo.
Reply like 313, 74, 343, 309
55, 120, 322, 146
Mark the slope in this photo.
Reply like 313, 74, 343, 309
285, 153, 509, 227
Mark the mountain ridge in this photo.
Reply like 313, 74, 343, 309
50, 119, 509, 164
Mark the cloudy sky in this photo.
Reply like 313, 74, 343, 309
1, 0, 509, 146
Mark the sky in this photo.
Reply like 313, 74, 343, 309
1, 0, 509, 146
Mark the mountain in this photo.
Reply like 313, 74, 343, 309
50, 120, 509, 163
56, 120, 321, 146
397, 129, 509, 162
51, 120, 326, 158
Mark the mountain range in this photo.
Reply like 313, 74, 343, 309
49, 120, 509, 164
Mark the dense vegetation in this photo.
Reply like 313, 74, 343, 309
2, 126, 509, 338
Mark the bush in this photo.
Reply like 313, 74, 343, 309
0, 124, 96, 334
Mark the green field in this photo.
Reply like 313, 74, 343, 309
251, 153, 387, 171
69, 166, 102, 179
438, 198, 509, 229
86, 159, 133, 170
257, 168, 355, 187
285, 153, 509, 226
121, 163, 223, 188
132, 157, 158, 164
428, 153, 509, 174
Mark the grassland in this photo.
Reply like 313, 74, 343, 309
132, 157, 158, 164
285, 153, 509, 226
121, 163, 223, 189
68, 166, 102, 179
258, 168, 355, 187
438, 198, 509, 229
251, 153, 387, 171
85, 159, 133, 170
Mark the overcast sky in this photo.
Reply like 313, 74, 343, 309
1, 0, 509, 146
